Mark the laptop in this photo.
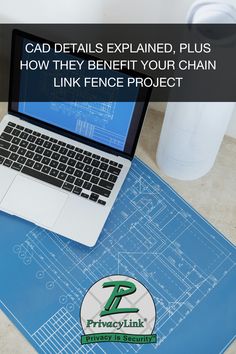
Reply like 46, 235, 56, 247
0, 30, 151, 246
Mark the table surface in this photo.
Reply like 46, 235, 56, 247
0, 103, 235, 353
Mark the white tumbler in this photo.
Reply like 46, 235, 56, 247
157, 102, 235, 180
156, 1, 236, 180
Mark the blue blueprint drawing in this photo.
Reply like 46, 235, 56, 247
0, 157, 235, 354
18, 101, 135, 151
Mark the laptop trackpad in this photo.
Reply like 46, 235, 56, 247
0, 175, 68, 228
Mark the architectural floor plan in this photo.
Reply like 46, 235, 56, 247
0, 158, 235, 354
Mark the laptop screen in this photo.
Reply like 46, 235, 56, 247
9, 30, 151, 158
18, 101, 136, 152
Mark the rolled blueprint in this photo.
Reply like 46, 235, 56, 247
157, 1, 236, 180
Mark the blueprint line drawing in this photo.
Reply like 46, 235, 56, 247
0, 158, 235, 354
50, 100, 128, 150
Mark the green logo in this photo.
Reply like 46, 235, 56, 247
100, 280, 139, 317
80, 275, 157, 345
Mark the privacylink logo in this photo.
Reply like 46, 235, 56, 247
80, 275, 157, 345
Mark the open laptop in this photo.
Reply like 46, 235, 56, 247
0, 30, 151, 246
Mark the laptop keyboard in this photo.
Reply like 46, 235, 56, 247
0, 122, 124, 206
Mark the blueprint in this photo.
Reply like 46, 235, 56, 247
0, 157, 235, 354
19, 100, 135, 151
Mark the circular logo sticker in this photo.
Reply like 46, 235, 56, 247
80, 275, 157, 345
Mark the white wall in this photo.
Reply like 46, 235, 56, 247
0, 0, 104, 23
1, 0, 236, 137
